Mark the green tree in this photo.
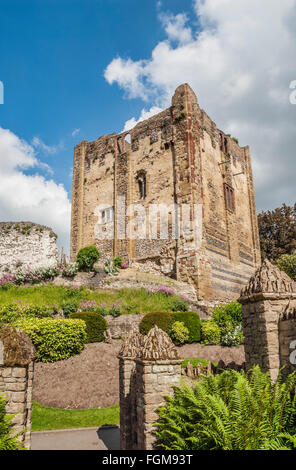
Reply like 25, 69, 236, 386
257, 203, 296, 260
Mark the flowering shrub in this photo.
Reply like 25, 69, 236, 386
220, 323, 244, 347
78, 299, 97, 312
0, 265, 60, 287
109, 302, 121, 317
121, 263, 129, 269
148, 285, 176, 296
97, 302, 108, 316
60, 262, 79, 278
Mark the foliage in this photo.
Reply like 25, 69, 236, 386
155, 366, 296, 450
220, 323, 244, 347
112, 256, 123, 269
76, 245, 100, 272
109, 302, 121, 317
69, 312, 107, 343
170, 298, 189, 312
0, 302, 55, 327
139, 312, 174, 336
0, 285, 192, 316
181, 358, 218, 369
211, 301, 242, 328
0, 394, 24, 450
60, 262, 79, 278
170, 321, 189, 345
13, 317, 87, 362
61, 300, 79, 317
78, 299, 97, 312
104, 258, 119, 275
201, 320, 221, 345
32, 401, 119, 432
171, 312, 201, 343
276, 253, 296, 281
258, 203, 296, 260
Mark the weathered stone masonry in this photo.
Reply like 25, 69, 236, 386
0, 326, 36, 449
118, 326, 182, 450
71, 83, 261, 303
239, 260, 296, 381
0, 222, 59, 272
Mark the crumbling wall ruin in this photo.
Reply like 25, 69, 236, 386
0, 222, 59, 272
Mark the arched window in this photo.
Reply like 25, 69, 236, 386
137, 172, 147, 200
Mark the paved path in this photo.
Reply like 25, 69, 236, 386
31, 426, 120, 450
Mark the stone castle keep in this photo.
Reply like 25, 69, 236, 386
70, 83, 261, 303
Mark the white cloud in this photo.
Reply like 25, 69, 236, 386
31, 136, 63, 155
0, 127, 71, 255
71, 128, 80, 137
104, 0, 296, 211
122, 106, 163, 132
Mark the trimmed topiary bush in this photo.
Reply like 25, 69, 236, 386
171, 312, 201, 343
13, 317, 87, 362
201, 320, 221, 345
70, 312, 108, 343
76, 245, 100, 272
139, 312, 174, 336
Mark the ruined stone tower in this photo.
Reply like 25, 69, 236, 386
70, 84, 261, 302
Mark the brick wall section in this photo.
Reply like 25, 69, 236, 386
118, 326, 182, 450
239, 260, 296, 381
0, 326, 36, 449
71, 83, 261, 303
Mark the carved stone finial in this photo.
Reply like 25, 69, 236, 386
281, 300, 296, 320
137, 325, 181, 361
240, 259, 296, 297
0, 325, 36, 366
118, 327, 144, 359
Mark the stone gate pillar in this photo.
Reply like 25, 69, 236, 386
239, 259, 296, 381
0, 325, 36, 449
118, 325, 182, 450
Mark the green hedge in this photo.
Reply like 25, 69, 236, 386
139, 311, 201, 344
13, 318, 87, 362
139, 312, 174, 336
69, 312, 108, 343
171, 312, 201, 343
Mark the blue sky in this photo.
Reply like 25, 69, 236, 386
0, 0, 295, 254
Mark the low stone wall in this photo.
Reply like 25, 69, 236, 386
0, 222, 59, 272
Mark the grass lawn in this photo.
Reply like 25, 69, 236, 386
32, 402, 120, 431
0, 284, 185, 314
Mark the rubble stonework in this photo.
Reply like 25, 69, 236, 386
0, 222, 59, 272
118, 326, 182, 450
239, 260, 296, 381
0, 326, 36, 449
71, 83, 261, 303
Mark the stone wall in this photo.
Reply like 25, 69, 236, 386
118, 326, 182, 450
239, 260, 296, 381
0, 326, 36, 449
71, 83, 261, 303
0, 222, 59, 272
